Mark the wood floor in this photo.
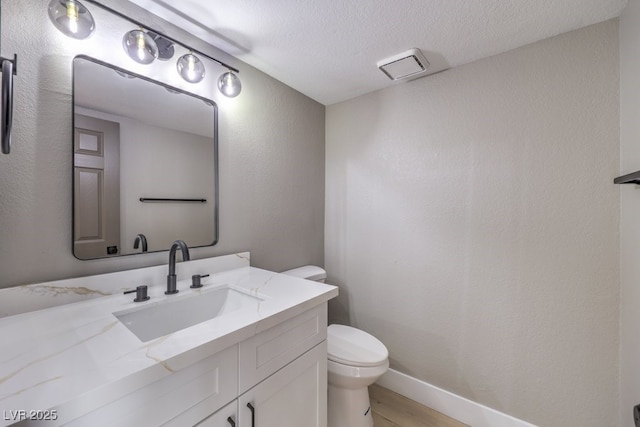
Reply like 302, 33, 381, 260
369, 384, 468, 427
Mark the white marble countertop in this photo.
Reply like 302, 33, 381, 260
0, 262, 337, 426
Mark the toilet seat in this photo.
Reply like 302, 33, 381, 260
327, 324, 388, 367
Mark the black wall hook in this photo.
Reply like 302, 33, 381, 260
1, 54, 17, 155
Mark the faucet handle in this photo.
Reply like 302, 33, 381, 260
124, 285, 150, 302
190, 274, 210, 289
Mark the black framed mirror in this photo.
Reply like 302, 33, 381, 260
72, 55, 218, 260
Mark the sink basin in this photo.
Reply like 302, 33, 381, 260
114, 285, 263, 342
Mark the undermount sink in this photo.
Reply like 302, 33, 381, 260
114, 285, 264, 342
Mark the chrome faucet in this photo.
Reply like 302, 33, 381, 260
166, 240, 190, 295
133, 233, 148, 252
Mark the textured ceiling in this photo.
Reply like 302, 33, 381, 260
125, 0, 628, 105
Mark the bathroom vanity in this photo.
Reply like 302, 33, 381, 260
0, 253, 338, 426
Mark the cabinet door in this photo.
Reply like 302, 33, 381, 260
195, 400, 238, 427
238, 341, 327, 427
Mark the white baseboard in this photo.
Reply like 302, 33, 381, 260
376, 369, 537, 427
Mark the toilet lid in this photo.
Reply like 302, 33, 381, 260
327, 324, 388, 367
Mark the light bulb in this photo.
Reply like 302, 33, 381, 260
177, 53, 205, 83
48, 0, 95, 40
66, 1, 79, 34
136, 32, 146, 62
187, 55, 196, 80
218, 71, 241, 97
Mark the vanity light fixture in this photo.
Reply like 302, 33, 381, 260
47, 0, 96, 40
122, 29, 158, 65
48, 0, 242, 97
177, 53, 206, 83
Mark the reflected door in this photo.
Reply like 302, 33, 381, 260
73, 114, 121, 258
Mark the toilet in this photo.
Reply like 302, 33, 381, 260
282, 266, 389, 427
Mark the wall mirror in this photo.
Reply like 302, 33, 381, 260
72, 55, 218, 260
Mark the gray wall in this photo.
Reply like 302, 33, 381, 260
325, 21, 619, 427
0, 0, 325, 288
620, 1, 640, 425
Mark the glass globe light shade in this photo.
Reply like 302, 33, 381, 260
177, 53, 206, 83
122, 29, 158, 65
218, 71, 242, 98
48, 0, 95, 40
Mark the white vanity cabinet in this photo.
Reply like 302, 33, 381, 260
66, 303, 329, 427
238, 342, 327, 427
0, 258, 338, 427
195, 338, 327, 427
237, 304, 328, 427
190, 303, 328, 427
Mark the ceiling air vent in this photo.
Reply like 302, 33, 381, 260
377, 48, 430, 81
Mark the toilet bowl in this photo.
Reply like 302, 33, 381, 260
326, 324, 389, 427
281, 266, 389, 427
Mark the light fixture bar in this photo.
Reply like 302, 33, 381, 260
83, 0, 239, 74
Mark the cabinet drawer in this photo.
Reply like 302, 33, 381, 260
68, 345, 238, 427
239, 303, 327, 393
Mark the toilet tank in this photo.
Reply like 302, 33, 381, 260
281, 265, 327, 283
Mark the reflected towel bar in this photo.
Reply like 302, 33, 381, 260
140, 198, 207, 203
